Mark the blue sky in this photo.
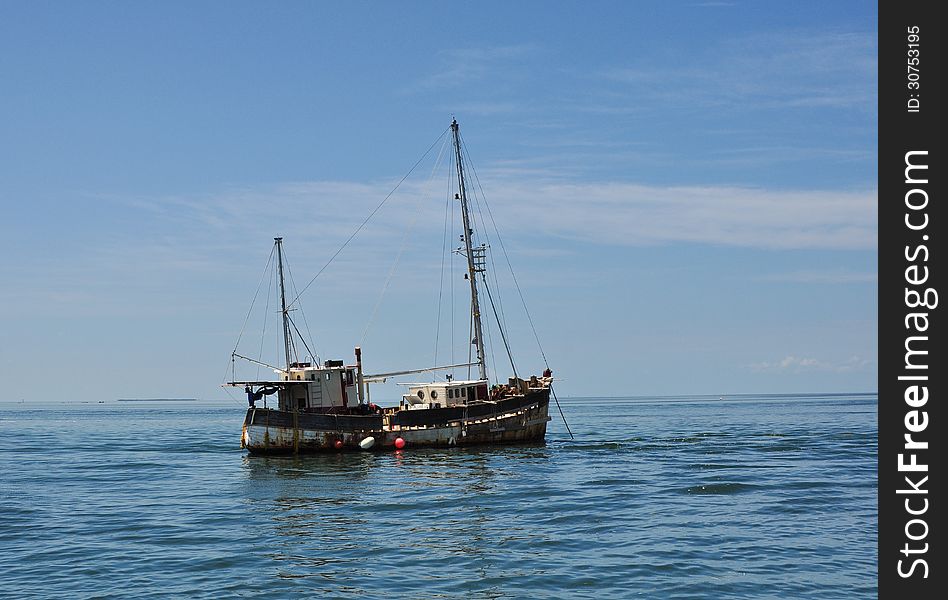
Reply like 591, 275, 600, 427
0, 1, 877, 402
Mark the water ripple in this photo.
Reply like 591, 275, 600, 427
0, 396, 876, 599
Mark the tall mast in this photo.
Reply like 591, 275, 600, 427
451, 119, 488, 381
275, 237, 293, 372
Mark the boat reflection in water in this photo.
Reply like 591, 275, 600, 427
239, 444, 553, 594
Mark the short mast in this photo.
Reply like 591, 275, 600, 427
451, 119, 488, 381
275, 237, 293, 372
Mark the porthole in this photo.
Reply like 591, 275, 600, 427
417, 390, 425, 400
431, 390, 439, 400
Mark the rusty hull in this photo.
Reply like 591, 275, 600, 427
241, 389, 550, 454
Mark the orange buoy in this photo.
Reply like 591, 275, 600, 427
394, 437, 406, 449
334, 440, 343, 450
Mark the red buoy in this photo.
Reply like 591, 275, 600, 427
394, 437, 406, 449
334, 440, 343, 450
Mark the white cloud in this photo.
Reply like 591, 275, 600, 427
408, 44, 540, 94
599, 30, 876, 113
478, 176, 876, 250
129, 175, 877, 253
749, 355, 874, 373
5, 173, 873, 319
759, 270, 877, 284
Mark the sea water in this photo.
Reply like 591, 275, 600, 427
0, 394, 876, 599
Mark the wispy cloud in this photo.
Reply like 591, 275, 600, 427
598, 30, 876, 113
407, 43, 540, 95
748, 355, 874, 373
157, 175, 876, 251
3, 172, 874, 320
478, 176, 876, 250
759, 270, 877, 284
132, 175, 878, 253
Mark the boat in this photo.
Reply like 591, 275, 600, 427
227, 119, 554, 454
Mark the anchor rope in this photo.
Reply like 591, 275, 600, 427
551, 385, 574, 440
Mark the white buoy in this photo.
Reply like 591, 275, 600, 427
359, 436, 376, 450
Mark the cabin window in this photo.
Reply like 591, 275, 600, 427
296, 375, 301, 380
460, 387, 466, 397
326, 373, 331, 381
417, 390, 425, 400
448, 389, 454, 399
431, 390, 439, 400
311, 374, 316, 381
346, 370, 354, 385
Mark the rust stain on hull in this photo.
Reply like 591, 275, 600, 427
242, 393, 551, 455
